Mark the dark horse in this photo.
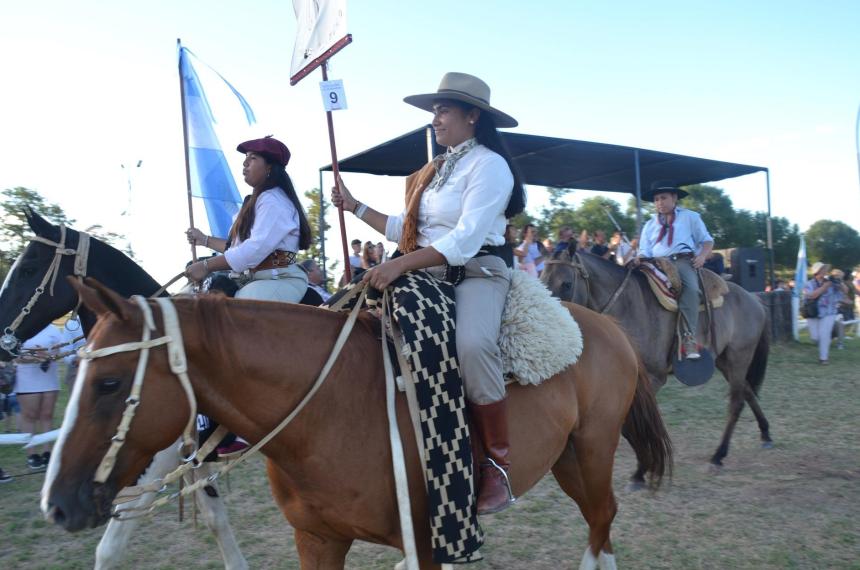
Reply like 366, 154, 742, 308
0, 210, 163, 360
0, 210, 248, 569
44, 278, 671, 569
542, 249, 771, 470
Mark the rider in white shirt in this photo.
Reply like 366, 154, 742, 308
637, 181, 714, 359
185, 136, 311, 303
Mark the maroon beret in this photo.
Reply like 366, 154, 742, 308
236, 136, 291, 166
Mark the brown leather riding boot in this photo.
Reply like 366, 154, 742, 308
469, 398, 515, 515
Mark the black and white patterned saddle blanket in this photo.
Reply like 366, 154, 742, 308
326, 271, 483, 564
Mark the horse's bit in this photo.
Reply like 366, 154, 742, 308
0, 225, 90, 356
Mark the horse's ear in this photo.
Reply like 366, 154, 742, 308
68, 277, 136, 321
24, 208, 54, 237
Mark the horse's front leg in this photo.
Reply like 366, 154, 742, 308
294, 529, 352, 569
95, 446, 179, 569
192, 462, 248, 570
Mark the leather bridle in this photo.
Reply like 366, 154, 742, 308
1, 226, 90, 357
542, 251, 634, 314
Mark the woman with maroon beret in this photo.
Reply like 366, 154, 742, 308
185, 136, 311, 302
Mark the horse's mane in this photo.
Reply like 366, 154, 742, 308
169, 295, 376, 376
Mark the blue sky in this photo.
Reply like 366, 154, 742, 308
1, 1, 858, 281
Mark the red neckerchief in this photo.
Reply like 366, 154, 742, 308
656, 209, 676, 246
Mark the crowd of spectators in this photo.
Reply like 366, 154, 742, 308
507, 224, 641, 277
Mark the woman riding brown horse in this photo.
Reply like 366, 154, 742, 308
43, 279, 670, 569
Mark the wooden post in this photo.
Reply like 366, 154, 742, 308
321, 62, 352, 282
177, 39, 197, 262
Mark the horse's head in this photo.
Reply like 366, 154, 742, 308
42, 278, 191, 531
541, 246, 590, 306
0, 209, 82, 360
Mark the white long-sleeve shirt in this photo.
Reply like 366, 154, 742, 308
639, 207, 713, 258
16, 324, 64, 393
384, 143, 513, 266
223, 188, 300, 271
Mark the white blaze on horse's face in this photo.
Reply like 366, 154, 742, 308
0, 250, 23, 297
41, 358, 89, 515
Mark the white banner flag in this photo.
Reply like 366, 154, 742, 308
290, 0, 351, 85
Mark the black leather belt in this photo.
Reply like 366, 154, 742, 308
475, 244, 514, 268
669, 252, 695, 261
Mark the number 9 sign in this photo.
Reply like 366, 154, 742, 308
319, 79, 347, 111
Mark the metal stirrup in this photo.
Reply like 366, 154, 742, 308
483, 457, 516, 502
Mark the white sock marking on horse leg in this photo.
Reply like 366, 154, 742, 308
95, 445, 179, 569
41, 359, 88, 514
194, 462, 248, 570
598, 551, 617, 570
580, 548, 598, 570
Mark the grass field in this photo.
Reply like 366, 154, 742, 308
1, 336, 858, 569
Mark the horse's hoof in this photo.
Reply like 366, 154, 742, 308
626, 480, 647, 492
706, 462, 723, 475
761, 441, 774, 449
393, 559, 406, 570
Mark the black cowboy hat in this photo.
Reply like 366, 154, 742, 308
642, 180, 689, 201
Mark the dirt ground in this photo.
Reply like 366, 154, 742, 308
1, 338, 858, 569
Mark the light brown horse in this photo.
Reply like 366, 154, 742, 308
42, 278, 671, 569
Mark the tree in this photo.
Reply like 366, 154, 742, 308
1, 187, 73, 251
300, 187, 338, 289
752, 213, 800, 268
534, 187, 576, 241
299, 188, 329, 264
0, 187, 136, 284
679, 185, 738, 246
805, 220, 860, 271
569, 196, 634, 238
0, 187, 74, 284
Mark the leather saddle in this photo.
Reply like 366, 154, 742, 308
639, 258, 729, 312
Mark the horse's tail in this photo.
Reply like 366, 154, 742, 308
622, 357, 673, 487
746, 324, 770, 396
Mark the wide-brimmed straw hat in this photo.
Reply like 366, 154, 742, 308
811, 261, 831, 275
403, 72, 518, 128
642, 180, 689, 201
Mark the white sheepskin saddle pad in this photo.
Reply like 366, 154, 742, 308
500, 270, 583, 386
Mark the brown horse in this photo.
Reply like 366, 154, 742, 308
542, 250, 772, 473
42, 278, 671, 569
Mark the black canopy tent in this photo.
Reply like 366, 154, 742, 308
319, 126, 773, 281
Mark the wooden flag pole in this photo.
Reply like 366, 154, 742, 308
177, 38, 197, 262
321, 61, 352, 282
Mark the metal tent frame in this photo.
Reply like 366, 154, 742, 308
319, 126, 773, 282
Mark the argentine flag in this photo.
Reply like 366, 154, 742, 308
792, 234, 807, 340
179, 44, 256, 239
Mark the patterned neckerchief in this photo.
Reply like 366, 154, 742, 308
428, 138, 478, 191
656, 208, 677, 246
